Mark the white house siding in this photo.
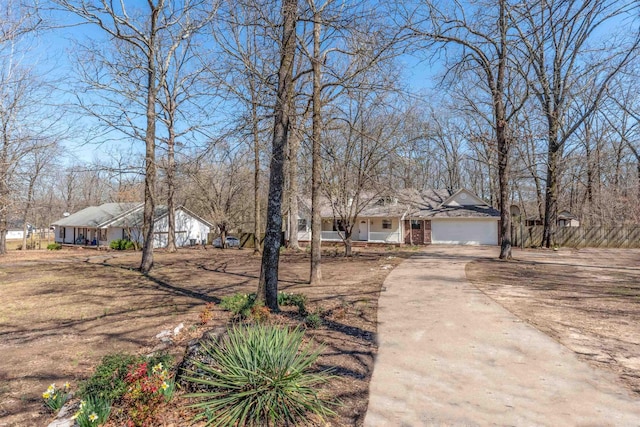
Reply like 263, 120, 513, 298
153, 209, 210, 248
107, 227, 126, 244
56, 226, 75, 244
431, 219, 498, 245
6, 230, 24, 240
296, 230, 311, 241
367, 217, 402, 243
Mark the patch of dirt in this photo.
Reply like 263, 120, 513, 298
466, 248, 640, 395
0, 246, 413, 427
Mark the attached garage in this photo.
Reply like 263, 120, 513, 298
431, 219, 499, 246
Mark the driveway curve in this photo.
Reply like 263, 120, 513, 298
364, 246, 640, 426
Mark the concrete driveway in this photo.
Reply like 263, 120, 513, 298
364, 246, 640, 426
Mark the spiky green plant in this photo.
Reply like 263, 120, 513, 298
183, 324, 334, 426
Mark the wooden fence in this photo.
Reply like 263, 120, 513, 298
512, 225, 640, 249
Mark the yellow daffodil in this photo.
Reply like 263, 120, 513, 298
79, 399, 86, 409
88, 412, 98, 422
161, 381, 169, 390
152, 362, 163, 373
47, 384, 55, 393
42, 391, 51, 399
63, 382, 70, 389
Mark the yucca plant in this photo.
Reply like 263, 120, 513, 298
183, 324, 334, 426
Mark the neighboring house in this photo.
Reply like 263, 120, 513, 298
51, 203, 212, 248
287, 188, 501, 246
6, 220, 33, 240
558, 210, 580, 227
525, 210, 580, 228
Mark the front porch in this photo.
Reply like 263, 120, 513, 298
55, 225, 128, 248
291, 217, 404, 244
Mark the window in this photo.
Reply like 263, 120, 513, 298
382, 219, 392, 229
60, 227, 65, 239
297, 219, 307, 232
99, 229, 107, 241
411, 220, 421, 230
333, 220, 347, 232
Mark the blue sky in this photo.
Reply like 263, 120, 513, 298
12, 1, 635, 165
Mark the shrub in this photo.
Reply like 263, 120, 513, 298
220, 293, 257, 318
122, 361, 175, 427
183, 324, 334, 426
78, 353, 172, 402
220, 292, 309, 319
109, 239, 135, 250
278, 292, 308, 315
42, 382, 71, 413
47, 243, 62, 250
249, 304, 271, 322
73, 396, 111, 427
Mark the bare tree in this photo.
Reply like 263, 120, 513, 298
0, 1, 46, 254
322, 92, 405, 256
300, 0, 401, 281
211, 0, 280, 254
19, 139, 59, 250
56, 0, 211, 272
256, 0, 298, 311
182, 148, 252, 246
402, 0, 531, 259
511, 0, 640, 247
156, 10, 216, 252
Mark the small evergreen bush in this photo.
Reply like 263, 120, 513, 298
220, 292, 309, 318
220, 293, 257, 318
183, 324, 334, 426
47, 243, 62, 250
278, 292, 308, 315
109, 239, 135, 250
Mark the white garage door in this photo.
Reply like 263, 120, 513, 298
431, 219, 498, 245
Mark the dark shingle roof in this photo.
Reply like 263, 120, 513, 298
301, 188, 500, 220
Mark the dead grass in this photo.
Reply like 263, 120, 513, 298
466, 247, 640, 396
0, 246, 412, 427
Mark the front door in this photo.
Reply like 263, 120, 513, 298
358, 220, 368, 241
405, 220, 424, 245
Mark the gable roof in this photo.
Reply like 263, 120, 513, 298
300, 188, 500, 220
51, 203, 142, 227
52, 203, 214, 229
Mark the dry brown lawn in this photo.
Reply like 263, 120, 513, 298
4, 245, 639, 427
466, 247, 640, 396
0, 245, 411, 427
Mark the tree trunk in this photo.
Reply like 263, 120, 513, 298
140, 5, 160, 274
288, 125, 300, 250
220, 223, 227, 249
0, 131, 8, 255
496, 0, 511, 260
20, 174, 37, 251
252, 100, 261, 254
542, 138, 561, 248
0, 217, 5, 254
309, 11, 322, 284
344, 229, 352, 257
637, 160, 640, 205
257, 0, 297, 311
166, 113, 177, 253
